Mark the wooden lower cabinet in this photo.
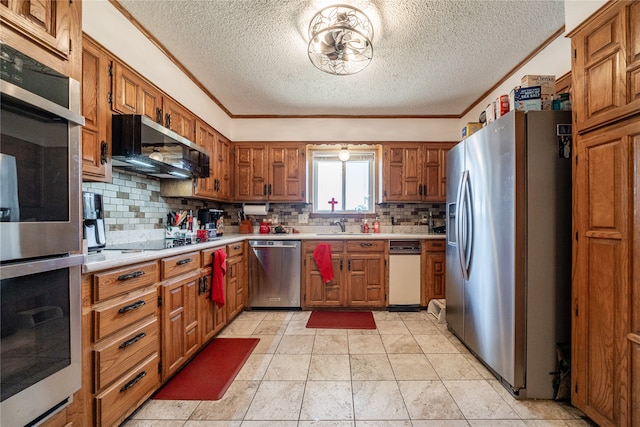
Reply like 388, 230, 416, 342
303, 240, 387, 308
421, 239, 446, 306
200, 247, 227, 343
226, 242, 247, 319
161, 271, 200, 380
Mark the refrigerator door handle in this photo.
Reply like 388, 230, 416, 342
462, 172, 473, 276
457, 170, 471, 281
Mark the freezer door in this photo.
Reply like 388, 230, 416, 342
445, 141, 466, 338
464, 112, 525, 390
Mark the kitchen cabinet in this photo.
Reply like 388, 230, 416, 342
382, 142, 455, 203
213, 132, 233, 200
82, 36, 112, 182
421, 239, 446, 307
234, 142, 306, 202
302, 240, 387, 308
226, 242, 247, 320
112, 61, 163, 122
571, 1, 640, 134
200, 247, 227, 343
83, 261, 161, 427
160, 251, 200, 380
163, 97, 196, 141
569, 2, 640, 426
0, 0, 81, 79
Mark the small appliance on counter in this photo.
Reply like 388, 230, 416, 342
197, 208, 224, 237
82, 192, 106, 252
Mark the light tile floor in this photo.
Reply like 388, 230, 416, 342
122, 310, 595, 427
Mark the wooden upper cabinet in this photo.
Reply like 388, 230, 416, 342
570, 0, 640, 133
194, 120, 216, 199
383, 142, 454, 202
81, 36, 112, 182
112, 61, 162, 122
213, 133, 232, 201
163, 97, 195, 142
234, 142, 306, 202
0, 0, 79, 78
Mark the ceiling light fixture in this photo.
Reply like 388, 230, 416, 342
308, 4, 374, 75
338, 146, 350, 161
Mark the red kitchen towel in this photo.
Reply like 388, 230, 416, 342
212, 249, 227, 307
313, 243, 334, 283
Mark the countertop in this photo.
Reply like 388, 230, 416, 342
83, 232, 446, 273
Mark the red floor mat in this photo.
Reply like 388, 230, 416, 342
305, 310, 376, 329
153, 337, 259, 400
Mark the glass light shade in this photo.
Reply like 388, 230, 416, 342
308, 5, 373, 75
338, 147, 350, 161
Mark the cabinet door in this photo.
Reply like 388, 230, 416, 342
346, 253, 386, 307
81, 37, 112, 182
571, 1, 640, 133
421, 240, 446, 306
163, 97, 195, 141
214, 132, 232, 201
162, 272, 200, 380
268, 143, 306, 202
226, 255, 245, 320
383, 144, 422, 202
194, 121, 216, 199
198, 268, 226, 344
112, 62, 162, 121
423, 143, 454, 202
303, 251, 344, 307
235, 143, 268, 201
572, 119, 639, 427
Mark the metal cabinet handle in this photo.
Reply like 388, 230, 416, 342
100, 141, 108, 165
117, 270, 144, 281
268, 184, 272, 195
419, 184, 423, 196
339, 258, 343, 271
204, 275, 210, 292
120, 371, 147, 392
360, 242, 373, 247
156, 108, 163, 124
233, 245, 241, 250
118, 300, 146, 314
176, 257, 192, 265
119, 332, 147, 349
165, 113, 172, 128
263, 184, 267, 196
348, 260, 351, 270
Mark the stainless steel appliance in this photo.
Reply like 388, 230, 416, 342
83, 192, 106, 252
248, 240, 301, 309
0, 42, 84, 426
197, 208, 224, 237
388, 240, 421, 312
111, 114, 210, 179
446, 110, 572, 399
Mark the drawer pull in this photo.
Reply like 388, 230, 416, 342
120, 371, 147, 392
118, 300, 146, 314
176, 258, 192, 266
117, 270, 145, 281
119, 332, 147, 349
233, 245, 241, 250
359, 242, 373, 247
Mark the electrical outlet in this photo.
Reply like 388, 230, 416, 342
271, 214, 279, 224
298, 213, 309, 224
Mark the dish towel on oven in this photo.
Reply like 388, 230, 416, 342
313, 243, 334, 283
212, 249, 227, 308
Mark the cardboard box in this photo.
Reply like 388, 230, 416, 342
485, 102, 496, 124
495, 95, 510, 118
509, 86, 542, 111
521, 75, 555, 110
462, 122, 483, 138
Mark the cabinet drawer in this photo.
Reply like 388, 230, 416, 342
303, 240, 345, 253
346, 240, 386, 252
424, 240, 446, 252
94, 316, 159, 392
95, 353, 160, 427
227, 241, 244, 257
93, 288, 158, 341
202, 246, 225, 267
93, 262, 158, 302
161, 250, 200, 279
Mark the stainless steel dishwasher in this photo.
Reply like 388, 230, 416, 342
388, 240, 422, 312
248, 240, 301, 309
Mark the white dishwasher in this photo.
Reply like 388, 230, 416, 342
388, 240, 422, 311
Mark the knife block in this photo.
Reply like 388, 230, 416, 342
239, 219, 253, 234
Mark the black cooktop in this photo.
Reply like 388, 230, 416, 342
105, 238, 219, 252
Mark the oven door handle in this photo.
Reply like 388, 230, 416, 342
0, 253, 84, 279
1, 80, 85, 126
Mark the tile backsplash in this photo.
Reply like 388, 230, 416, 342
83, 170, 445, 244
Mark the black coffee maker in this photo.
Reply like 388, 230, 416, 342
197, 208, 224, 237
83, 192, 106, 252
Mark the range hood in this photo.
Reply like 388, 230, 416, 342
112, 114, 209, 179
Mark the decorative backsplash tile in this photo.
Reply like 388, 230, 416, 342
83, 170, 445, 243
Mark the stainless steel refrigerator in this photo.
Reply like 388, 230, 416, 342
446, 110, 572, 399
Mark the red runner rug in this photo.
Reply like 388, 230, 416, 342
306, 310, 376, 329
153, 337, 259, 400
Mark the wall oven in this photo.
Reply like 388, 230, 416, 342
0, 43, 84, 426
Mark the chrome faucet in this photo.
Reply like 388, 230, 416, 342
332, 218, 346, 232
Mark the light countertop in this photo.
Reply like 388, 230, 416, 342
83, 232, 445, 273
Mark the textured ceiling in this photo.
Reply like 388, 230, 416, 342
116, 0, 565, 118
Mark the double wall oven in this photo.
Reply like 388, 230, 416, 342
0, 43, 85, 426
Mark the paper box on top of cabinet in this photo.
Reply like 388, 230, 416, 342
509, 86, 542, 111
495, 95, 510, 118
462, 122, 483, 138
521, 75, 555, 92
